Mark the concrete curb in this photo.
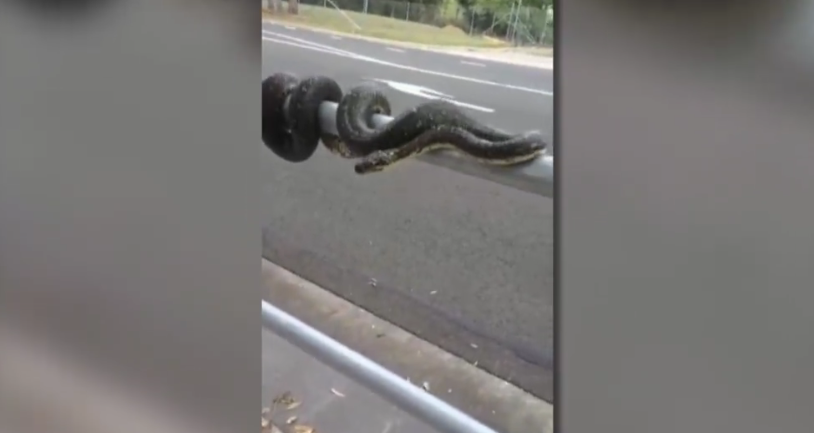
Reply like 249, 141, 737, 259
262, 259, 554, 433
262, 14, 554, 71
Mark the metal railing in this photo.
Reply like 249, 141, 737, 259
263, 301, 500, 433
262, 73, 553, 433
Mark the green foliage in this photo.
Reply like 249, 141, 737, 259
458, 0, 552, 10
300, 0, 553, 45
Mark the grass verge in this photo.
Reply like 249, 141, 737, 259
264, 2, 508, 48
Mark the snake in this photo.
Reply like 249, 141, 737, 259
262, 73, 547, 173
354, 126, 545, 174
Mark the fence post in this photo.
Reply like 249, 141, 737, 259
507, 2, 515, 39
512, 0, 523, 45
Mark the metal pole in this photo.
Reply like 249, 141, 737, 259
262, 301, 500, 433
314, 102, 554, 198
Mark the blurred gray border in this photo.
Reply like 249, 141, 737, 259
0, 2, 260, 433
560, 1, 814, 432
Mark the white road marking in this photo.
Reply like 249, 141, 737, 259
263, 36, 349, 57
262, 31, 552, 96
386, 47, 405, 53
461, 61, 486, 67
372, 78, 495, 113
284, 26, 296, 30
262, 31, 360, 58
331, 35, 342, 40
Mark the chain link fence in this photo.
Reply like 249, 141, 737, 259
267, 0, 553, 46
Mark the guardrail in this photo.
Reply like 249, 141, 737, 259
263, 301, 500, 433
262, 72, 553, 433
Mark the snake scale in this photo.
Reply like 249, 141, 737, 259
262, 73, 547, 174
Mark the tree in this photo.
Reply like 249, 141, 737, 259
288, 0, 299, 14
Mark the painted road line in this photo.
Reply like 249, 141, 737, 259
262, 35, 356, 58
386, 47, 406, 53
372, 78, 495, 113
262, 30, 361, 58
262, 31, 553, 97
331, 35, 342, 40
461, 60, 486, 67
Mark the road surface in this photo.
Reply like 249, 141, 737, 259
262, 22, 554, 400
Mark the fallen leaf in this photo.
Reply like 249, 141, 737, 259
422, 381, 430, 391
286, 416, 298, 424
293, 425, 316, 433
330, 388, 345, 397
285, 400, 302, 410
272, 392, 297, 408
262, 417, 270, 428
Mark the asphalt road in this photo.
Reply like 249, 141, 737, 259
262, 22, 555, 400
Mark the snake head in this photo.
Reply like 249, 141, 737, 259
354, 151, 395, 174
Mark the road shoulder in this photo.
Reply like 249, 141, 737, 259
261, 15, 554, 70
262, 259, 554, 433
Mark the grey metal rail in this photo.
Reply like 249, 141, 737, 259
316, 102, 555, 199
262, 301, 500, 433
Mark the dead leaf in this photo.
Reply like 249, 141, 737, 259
422, 381, 430, 391
262, 417, 270, 428
272, 391, 297, 408
293, 425, 315, 433
285, 400, 302, 410
286, 416, 298, 425
330, 388, 345, 397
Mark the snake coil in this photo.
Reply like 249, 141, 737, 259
262, 72, 547, 174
